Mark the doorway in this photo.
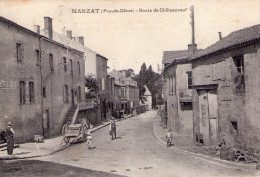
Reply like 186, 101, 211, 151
198, 89, 218, 145
71, 89, 75, 107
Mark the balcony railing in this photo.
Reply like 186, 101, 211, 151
79, 99, 96, 110
179, 89, 192, 102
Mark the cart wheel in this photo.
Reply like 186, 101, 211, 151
62, 124, 68, 136
62, 124, 70, 144
64, 136, 70, 144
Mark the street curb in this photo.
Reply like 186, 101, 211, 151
152, 119, 257, 170
0, 114, 135, 161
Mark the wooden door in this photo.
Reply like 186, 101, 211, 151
208, 90, 218, 145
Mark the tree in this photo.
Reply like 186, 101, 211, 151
132, 63, 163, 106
85, 74, 99, 99
125, 69, 135, 77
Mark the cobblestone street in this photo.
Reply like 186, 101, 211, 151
37, 111, 258, 177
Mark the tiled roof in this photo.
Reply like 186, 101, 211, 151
191, 24, 260, 60
162, 50, 189, 64
163, 49, 202, 72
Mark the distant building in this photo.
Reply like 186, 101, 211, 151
143, 85, 152, 111
109, 70, 139, 117
96, 54, 109, 121
191, 24, 260, 153
0, 16, 85, 142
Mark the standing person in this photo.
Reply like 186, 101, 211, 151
5, 121, 15, 155
109, 118, 118, 140
166, 129, 173, 147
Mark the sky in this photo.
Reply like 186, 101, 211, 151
0, 0, 259, 74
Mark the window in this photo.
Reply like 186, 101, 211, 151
168, 78, 174, 95
101, 78, 105, 90
49, 54, 54, 71
230, 121, 238, 137
78, 86, 81, 100
111, 79, 113, 94
63, 57, 67, 72
234, 55, 244, 74
171, 78, 174, 94
19, 81, 26, 104
29, 82, 35, 103
16, 43, 23, 62
181, 102, 193, 110
233, 55, 245, 90
77, 62, 80, 74
35, 50, 40, 65
64, 85, 69, 103
70, 59, 73, 74
168, 78, 171, 95
42, 86, 46, 97
44, 110, 50, 129
187, 72, 192, 89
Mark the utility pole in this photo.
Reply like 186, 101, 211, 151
190, 5, 195, 54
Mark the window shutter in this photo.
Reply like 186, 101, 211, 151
20, 44, 24, 62
15, 44, 17, 62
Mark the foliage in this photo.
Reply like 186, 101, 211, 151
125, 69, 135, 77
131, 63, 163, 106
85, 74, 99, 93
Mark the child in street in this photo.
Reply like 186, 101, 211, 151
166, 129, 173, 147
86, 129, 92, 149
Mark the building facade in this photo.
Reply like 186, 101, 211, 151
51, 24, 110, 123
191, 24, 260, 153
162, 45, 198, 136
109, 70, 139, 117
0, 16, 85, 142
164, 61, 193, 135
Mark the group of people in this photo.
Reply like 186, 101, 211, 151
3, 118, 172, 154
2, 118, 118, 154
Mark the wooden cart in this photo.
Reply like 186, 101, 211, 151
61, 122, 88, 144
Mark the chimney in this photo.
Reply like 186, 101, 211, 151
121, 70, 126, 77
76, 36, 84, 46
218, 32, 222, 40
34, 25, 40, 34
188, 44, 197, 55
44, 17, 53, 40
66, 30, 72, 39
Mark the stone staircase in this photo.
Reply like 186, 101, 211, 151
63, 105, 78, 125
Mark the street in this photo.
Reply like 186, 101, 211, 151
35, 111, 257, 177
0, 160, 124, 177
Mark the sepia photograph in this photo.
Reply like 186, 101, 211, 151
0, 0, 260, 176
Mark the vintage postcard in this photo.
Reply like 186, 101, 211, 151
0, 0, 260, 176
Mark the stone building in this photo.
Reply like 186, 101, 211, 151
191, 24, 260, 153
109, 70, 139, 117
0, 16, 85, 142
51, 24, 110, 123
143, 85, 152, 111
162, 45, 197, 135
96, 54, 109, 121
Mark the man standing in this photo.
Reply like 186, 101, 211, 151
5, 121, 15, 155
109, 118, 118, 140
